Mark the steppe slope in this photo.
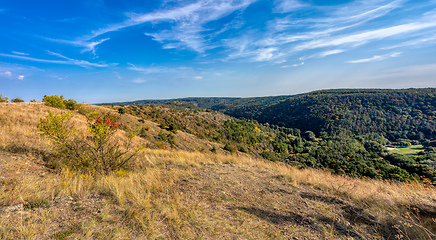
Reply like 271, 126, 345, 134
0, 103, 435, 239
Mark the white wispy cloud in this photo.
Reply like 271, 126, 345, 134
281, 62, 304, 68
81, 38, 110, 54
382, 34, 436, 49
273, 0, 307, 13
0, 52, 109, 68
44, 0, 255, 54
322, 0, 404, 26
319, 49, 344, 58
80, 0, 253, 53
194, 76, 203, 79
18, 75, 24, 80
132, 78, 147, 83
348, 52, 402, 63
44, 37, 110, 54
12, 51, 29, 56
295, 22, 436, 51
127, 64, 180, 74
253, 47, 280, 61
2, 71, 12, 76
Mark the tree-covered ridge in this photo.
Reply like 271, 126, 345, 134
221, 88, 436, 142
108, 95, 291, 110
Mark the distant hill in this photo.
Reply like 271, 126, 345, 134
111, 88, 436, 142
107, 95, 291, 111
218, 88, 436, 142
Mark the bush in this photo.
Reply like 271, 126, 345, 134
211, 146, 217, 153
118, 107, 126, 114
0, 94, 9, 103
43, 95, 65, 109
64, 99, 77, 110
224, 144, 237, 154
11, 98, 24, 103
43, 95, 77, 110
38, 111, 137, 174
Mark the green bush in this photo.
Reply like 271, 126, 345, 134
118, 107, 126, 114
43, 95, 66, 109
43, 95, 77, 110
38, 111, 137, 174
211, 146, 217, 153
63, 99, 77, 110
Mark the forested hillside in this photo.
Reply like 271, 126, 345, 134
220, 89, 436, 142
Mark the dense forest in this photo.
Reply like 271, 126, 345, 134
107, 88, 436, 183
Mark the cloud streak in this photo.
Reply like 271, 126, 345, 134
296, 22, 436, 51
348, 52, 402, 63
12, 51, 29, 56
44, 37, 110, 54
2, 71, 12, 76
0, 52, 109, 68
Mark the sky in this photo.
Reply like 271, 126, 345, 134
1, 0, 436, 103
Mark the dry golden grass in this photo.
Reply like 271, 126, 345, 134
1, 103, 435, 239
0, 103, 93, 154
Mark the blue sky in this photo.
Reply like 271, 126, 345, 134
1, 0, 436, 103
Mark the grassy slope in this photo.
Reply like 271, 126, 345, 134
0, 103, 435, 239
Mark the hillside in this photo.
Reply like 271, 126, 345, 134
114, 88, 436, 142
109, 94, 436, 183
1, 102, 436, 239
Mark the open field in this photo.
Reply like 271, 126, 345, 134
387, 145, 425, 155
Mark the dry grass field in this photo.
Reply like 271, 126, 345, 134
0, 102, 435, 239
